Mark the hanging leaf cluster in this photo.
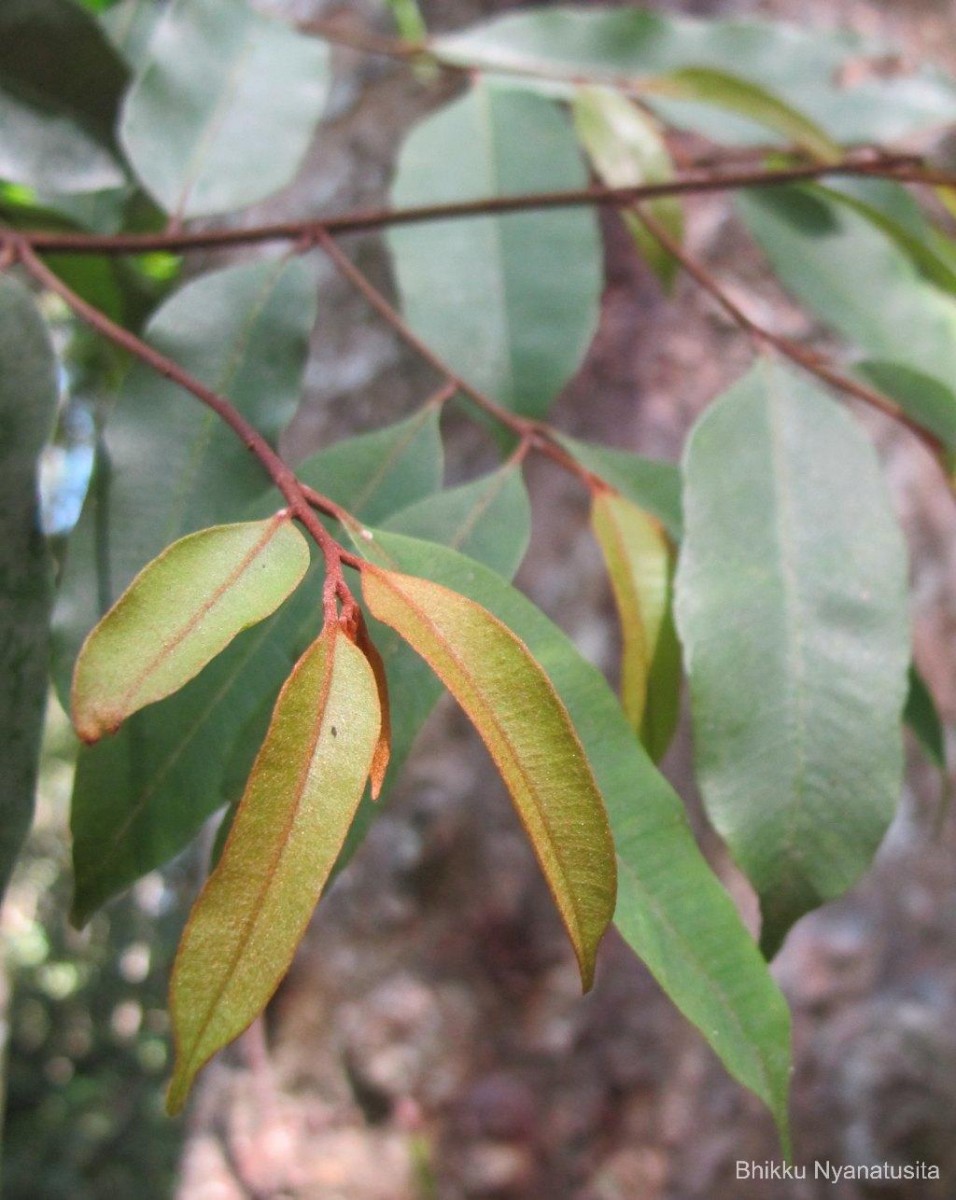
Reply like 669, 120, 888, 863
6, 0, 956, 1145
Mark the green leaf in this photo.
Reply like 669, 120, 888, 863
365, 531, 792, 1145
432, 9, 956, 144
675, 361, 910, 957
101, 0, 162, 70
382, 464, 531, 573
740, 186, 956, 388
0, 278, 58, 900
120, 0, 330, 218
389, 79, 601, 420
167, 623, 381, 1113
72, 516, 310, 743
813, 179, 956, 296
650, 68, 840, 160
857, 362, 956, 454
53, 256, 318, 697
295, 408, 443, 527
905, 664, 946, 771
67, 413, 440, 922
741, 185, 956, 452
572, 86, 683, 289
555, 434, 682, 539
363, 566, 616, 990
0, 0, 128, 193
591, 491, 680, 762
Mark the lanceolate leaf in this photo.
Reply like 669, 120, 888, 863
365, 532, 791, 1145
0, 0, 128, 193
362, 566, 616, 990
572, 86, 683, 289
555, 434, 682, 539
389, 79, 601, 421
167, 624, 381, 1113
120, 0, 330, 218
71, 516, 310, 743
0, 278, 58, 900
67, 412, 439, 923
591, 490, 680, 762
675, 362, 910, 957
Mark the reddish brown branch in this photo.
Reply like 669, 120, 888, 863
15, 155, 932, 258
312, 229, 603, 489
635, 206, 946, 460
9, 236, 364, 603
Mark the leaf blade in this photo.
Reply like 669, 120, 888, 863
675, 361, 910, 955
167, 625, 380, 1112
572, 86, 683, 288
388, 80, 601, 421
591, 490, 680, 761
362, 566, 616, 990
71, 516, 310, 742
120, 0, 330, 218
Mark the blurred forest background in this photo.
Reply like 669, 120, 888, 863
5, 0, 956, 1197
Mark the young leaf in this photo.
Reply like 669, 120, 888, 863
675, 361, 910, 957
71, 516, 310, 743
572, 86, 683, 289
365, 532, 791, 1145
362, 566, 616, 990
120, 0, 330, 218
591, 490, 680, 762
0, 278, 58, 900
389, 79, 601, 421
167, 623, 381, 1113
67, 412, 442, 923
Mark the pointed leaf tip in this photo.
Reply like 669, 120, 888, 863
361, 565, 616, 989
71, 515, 310, 744
167, 623, 381, 1113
